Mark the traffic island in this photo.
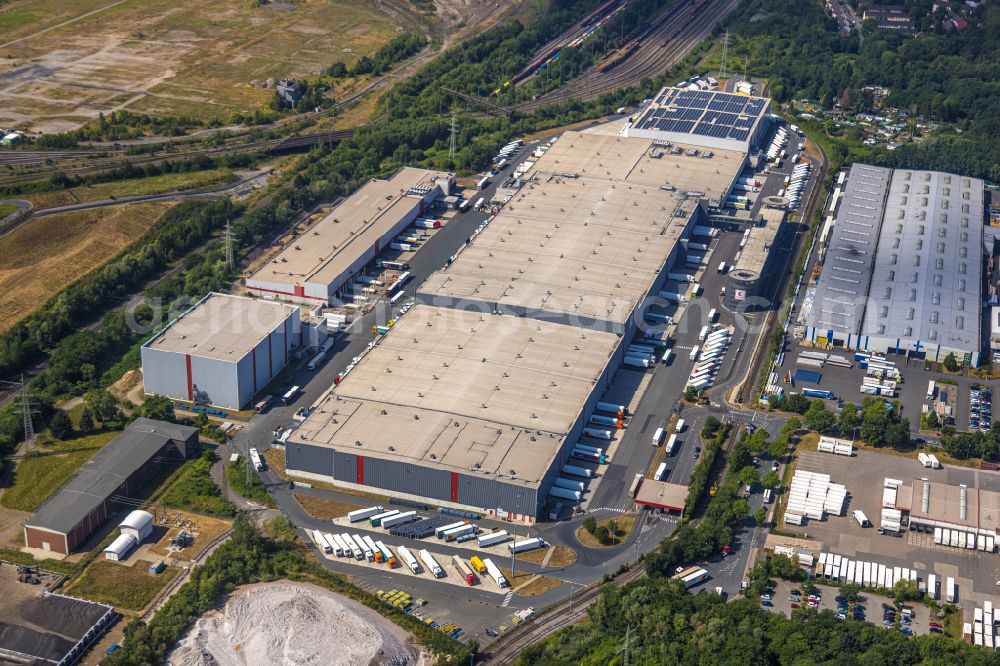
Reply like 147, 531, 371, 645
575, 514, 638, 548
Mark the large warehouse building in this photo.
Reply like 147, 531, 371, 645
284, 115, 748, 520
802, 164, 985, 364
246, 167, 454, 305
24, 418, 198, 554
626, 86, 772, 153
141, 292, 300, 410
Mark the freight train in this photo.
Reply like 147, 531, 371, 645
490, 0, 629, 95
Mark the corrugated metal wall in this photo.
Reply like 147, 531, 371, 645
190, 356, 240, 410
366, 456, 451, 498
286, 442, 335, 476
458, 474, 538, 516
139, 347, 189, 402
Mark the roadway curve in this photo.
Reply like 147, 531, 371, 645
514, 0, 740, 112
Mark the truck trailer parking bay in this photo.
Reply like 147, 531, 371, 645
310, 528, 513, 594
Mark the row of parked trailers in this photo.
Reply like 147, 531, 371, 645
816, 552, 922, 590
934, 527, 997, 552
552, 402, 631, 504
686, 327, 731, 391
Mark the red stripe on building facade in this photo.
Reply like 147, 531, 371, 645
356, 456, 365, 485
450, 472, 459, 502
246, 284, 328, 302
185, 354, 193, 401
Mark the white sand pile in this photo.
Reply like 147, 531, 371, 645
168, 581, 424, 666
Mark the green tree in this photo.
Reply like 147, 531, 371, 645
762, 470, 780, 488
594, 526, 610, 543
684, 385, 699, 402
753, 507, 767, 525
840, 583, 862, 604
839, 402, 859, 435
78, 407, 95, 433
804, 400, 836, 433
701, 416, 721, 438
607, 519, 619, 541
582, 516, 597, 534
84, 389, 119, 422
48, 409, 73, 439
892, 578, 921, 603
139, 395, 177, 422
943, 352, 960, 372
782, 393, 811, 414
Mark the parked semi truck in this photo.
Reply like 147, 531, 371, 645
348, 506, 383, 523
419, 549, 445, 578
453, 555, 476, 585
508, 538, 545, 554
483, 558, 508, 588
397, 546, 420, 573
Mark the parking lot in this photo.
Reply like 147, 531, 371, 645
773, 337, 993, 434
780, 447, 1000, 608
763, 579, 935, 637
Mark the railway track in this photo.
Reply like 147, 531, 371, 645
0, 130, 354, 189
482, 564, 646, 664
514, 0, 739, 112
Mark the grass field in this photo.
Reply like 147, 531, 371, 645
0, 0, 413, 132
0, 201, 172, 333
67, 559, 179, 612
294, 493, 359, 520
515, 544, 577, 567
1, 431, 118, 512
575, 513, 638, 548
0, 203, 18, 217
25, 168, 234, 210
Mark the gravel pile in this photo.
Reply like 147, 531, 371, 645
168, 582, 423, 666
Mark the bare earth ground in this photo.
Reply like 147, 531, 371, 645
167, 580, 428, 666
0, 201, 172, 333
0, 0, 406, 132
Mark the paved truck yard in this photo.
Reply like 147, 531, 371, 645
780, 447, 1000, 607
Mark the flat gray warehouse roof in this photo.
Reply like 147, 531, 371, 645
733, 206, 786, 278
249, 167, 451, 288
806, 164, 892, 334
26, 418, 198, 534
289, 304, 621, 486
860, 168, 984, 350
419, 132, 744, 324
143, 292, 296, 361
905, 479, 1000, 533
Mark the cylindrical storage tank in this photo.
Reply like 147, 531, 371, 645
553, 477, 586, 492
725, 269, 760, 310
549, 486, 583, 501
561, 464, 593, 478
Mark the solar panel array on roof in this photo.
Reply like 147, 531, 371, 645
631, 88, 766, 143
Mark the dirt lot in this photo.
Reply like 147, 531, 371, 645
144, 510, 232, 563
0, 201, 171, 333
0, 0, 410, 132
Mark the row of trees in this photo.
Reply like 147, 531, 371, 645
769, 395, 911, 449
328, 32, 427, 79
